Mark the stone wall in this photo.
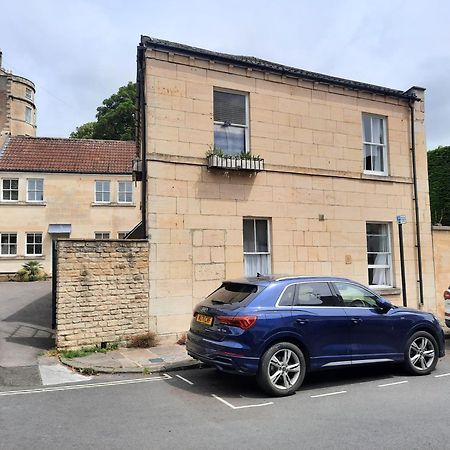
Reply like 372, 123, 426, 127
432, 226, 450, 321
55, 239, 149, 349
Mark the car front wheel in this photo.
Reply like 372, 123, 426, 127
257, 342, 306, 396
404, 331, 439, 375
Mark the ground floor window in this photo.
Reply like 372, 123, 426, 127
243, 218, 271, 276
26, 233, 43, 255
94, 232, 110, 240
366, 222, 392, 287
0, 233, 17, 255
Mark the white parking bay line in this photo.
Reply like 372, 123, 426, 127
212, 394, 273, 410
175, 374, 194, 385
378, 380, 408, 388
310, 390, 347, 398
435, 373, 450, 378
0, 374, 172, 397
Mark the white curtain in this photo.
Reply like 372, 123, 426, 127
244, 254, 271, 277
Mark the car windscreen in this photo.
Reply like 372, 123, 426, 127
206, 282, 259, 305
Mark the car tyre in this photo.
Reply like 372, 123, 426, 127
404, 331, 439, 375
257, 342, 306, 396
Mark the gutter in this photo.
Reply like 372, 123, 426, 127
136, 42, 148, 239
409, 98, 424, 306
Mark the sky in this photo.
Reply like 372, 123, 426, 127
1, 0, 449, 149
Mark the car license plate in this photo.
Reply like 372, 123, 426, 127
196, 313, 213, 326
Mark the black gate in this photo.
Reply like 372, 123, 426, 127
51, 240, 57, 330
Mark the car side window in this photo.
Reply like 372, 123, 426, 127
278, 284, 296, 306
334, 282, 379, 308
293, 283, 337, 307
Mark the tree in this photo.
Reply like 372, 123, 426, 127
428, 145, 450, 226
70, 82, 136, 141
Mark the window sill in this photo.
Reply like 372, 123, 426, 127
0, 201, 46, 206
0, 255, 45, 260
372, 287, 401, 296
91, 202, 136, 207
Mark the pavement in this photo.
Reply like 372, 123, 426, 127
60, 342, 199, 374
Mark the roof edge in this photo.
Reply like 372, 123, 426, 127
141, 36, 417, 101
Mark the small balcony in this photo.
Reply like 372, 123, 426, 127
207, 154, 265, 172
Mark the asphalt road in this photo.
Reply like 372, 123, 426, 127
0, 281, 53, 386
1, 341, 450, 450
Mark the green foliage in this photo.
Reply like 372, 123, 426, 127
206, 145, 225, 157
15, 261, 47, 282
70, 82, 136, 141
60, 341, 119, 359
428, 146, 450, 226
69, 121, 96, 139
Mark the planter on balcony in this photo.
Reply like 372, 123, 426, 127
207, 155, 265, 172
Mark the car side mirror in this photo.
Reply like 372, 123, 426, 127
376, 297, 392, 312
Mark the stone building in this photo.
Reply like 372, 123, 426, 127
0, 52, 36, 146
0, 136, 140, 276
135, 37, 436, 338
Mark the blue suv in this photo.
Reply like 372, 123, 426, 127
186, 276, 445, 396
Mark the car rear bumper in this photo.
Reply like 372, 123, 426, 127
186, 331, 259, 375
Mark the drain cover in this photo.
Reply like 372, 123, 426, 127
149, 358, 164, 363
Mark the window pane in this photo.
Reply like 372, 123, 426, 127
244, 253, 271, 276
255, 220, 268, 252
206, 282, 257, 305
214, 91, 246, 125
363, 115, 372, 142
293, 282, 336, 307
335, 282, 379, 307
243, 219, 255, 252
214, 124, 245, 156
279, 284, 295, 306
369, 268, 390, 286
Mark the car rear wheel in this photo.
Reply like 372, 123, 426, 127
257, 342, 306, 396
404, 331, 438, 375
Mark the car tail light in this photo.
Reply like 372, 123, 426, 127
217, 316, 257, 330
444, 290, 450, 300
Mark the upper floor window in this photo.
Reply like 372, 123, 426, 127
362, 114, 388, 175
95, 232, 110, 240
118, 181, 133, 203
117, 232, 128, 239
366, 222, 392, 287
26, 233, 43, 256
2, 179, 19, 201
0, 233, 17, 255
25, 88, 33, 100
25, 106, 33, 124
214, 89, 248, 156
95, 181, 110, 203
243, 218, 271, 276
27, 178, 44, 202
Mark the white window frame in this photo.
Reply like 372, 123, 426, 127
94, 232, 110, 240
213, 88, 250, 155
117, 181, 133, 204
1, 178, 19, 202
366, 222, 393, 288
25, 106, 33, 124
27, 178, 44, 202
362, 113, 388, 176
25, 232, 43, 256
117, 232, 127, 239
0, 233, 17, 256
94, 180, 111, 204
243, 217, 271, 276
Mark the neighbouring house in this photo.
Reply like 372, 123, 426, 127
135, 36, 438, 337
0, 51, 36, 147
0, 136, 140, 277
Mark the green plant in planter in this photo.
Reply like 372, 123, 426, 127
15, 260, 48, 282
206, 145, 225, 157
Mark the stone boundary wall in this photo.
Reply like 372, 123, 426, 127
55, 239, 149, 349
432, 226, 450, 321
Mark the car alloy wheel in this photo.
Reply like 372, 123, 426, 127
404, 331, 438, 375
257, 342, 306, 396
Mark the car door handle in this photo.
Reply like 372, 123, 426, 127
351, 317, 362, 324
296, 319, 309, 325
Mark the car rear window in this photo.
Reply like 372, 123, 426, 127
206, 282, 258, 305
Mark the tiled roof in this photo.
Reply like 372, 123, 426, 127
0, 136, 136, 174
141, 36, 417, 100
